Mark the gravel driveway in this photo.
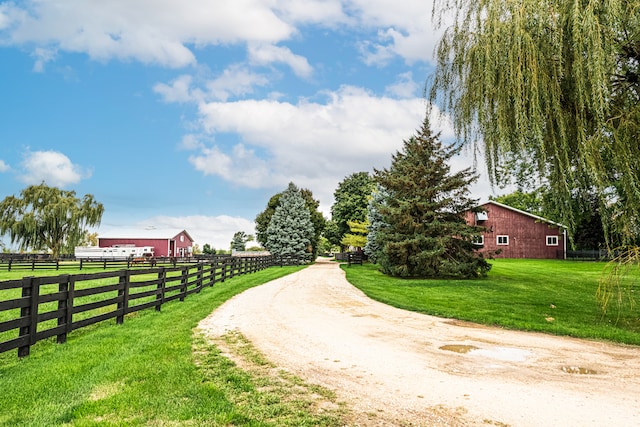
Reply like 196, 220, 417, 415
199, 258, 640, 426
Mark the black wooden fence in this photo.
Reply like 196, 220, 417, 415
0, 255, 296, 358
0, 256, 213, 271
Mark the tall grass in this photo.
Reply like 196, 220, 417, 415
342, 259, 640, 345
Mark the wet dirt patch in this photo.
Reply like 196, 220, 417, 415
561, 366, 598, 375
444, 319, 486, 328
439, 344, 479, 354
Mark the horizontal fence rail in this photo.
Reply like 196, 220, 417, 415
0, 255, 302, 358
0, 256, 217, 271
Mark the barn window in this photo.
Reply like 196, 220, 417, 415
497, 235, 509, 245
180, 235, 184, 242
475, 211, 488, 222
546, 236, 559, 246
472, 235, 484, 246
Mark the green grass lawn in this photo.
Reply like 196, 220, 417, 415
0, 265, 343, 427
342, 259, 640, 345
3, 258, 639, 426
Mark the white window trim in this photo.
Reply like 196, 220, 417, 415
497, 235, 509, 245
546, 235, 559, 246
472, 235, 484, 246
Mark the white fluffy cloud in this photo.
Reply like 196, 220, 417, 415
1, 0, 441, 68
1, 0, 295, 68
0, 159, 9, 172
19, 150, 90, 187
181, 85, 464, 212
133, 214, 256, 250
248, 43, 313, 78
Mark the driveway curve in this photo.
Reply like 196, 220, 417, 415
198, 258, 640, 426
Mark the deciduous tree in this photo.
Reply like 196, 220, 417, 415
340, 219, 369, 250
0, 183, 104, 258
429, 0, 640, 245
330, 172, 375, 248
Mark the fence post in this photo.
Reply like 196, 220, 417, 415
228, 258, 234, 279
64, 276, 76, 340
8, 258, 12, 271
116, 270, 130, 325
18, 276, 38, 358
156, 267, 166, 312
220, 259, 226, 283
208, 262, 216, 287
56, 275, 70, 344
179, 267, 188, 301
196, 263, 203, 293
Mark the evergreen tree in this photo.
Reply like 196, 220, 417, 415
374, 115, 490, 278
255, 188, 325, 259
230, 231, 251, 252
265, 182, 315, 259
364, 185, 388, 264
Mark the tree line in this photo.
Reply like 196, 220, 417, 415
2, 1, 637, 305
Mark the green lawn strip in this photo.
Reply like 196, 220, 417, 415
342, 259, 640, 345
0, 265, 342, 426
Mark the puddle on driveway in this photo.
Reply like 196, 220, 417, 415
562, 366, 598, 375
439, 344, 479, 354
440, 345, 533, 362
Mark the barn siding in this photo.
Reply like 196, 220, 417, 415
99, 230, 194, 258
466, 202, 565, 259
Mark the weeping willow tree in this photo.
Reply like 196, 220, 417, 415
429, 0, 640, 311
0, 183, 104, 258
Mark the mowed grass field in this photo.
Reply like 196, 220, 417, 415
1, 258, 639, 426
0, 265, 345, 427
342, 259, 640, 345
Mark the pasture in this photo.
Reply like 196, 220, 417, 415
0, 265, 345, 426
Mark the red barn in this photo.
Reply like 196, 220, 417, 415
98, 229, 194, 258
465, 201, 567, 259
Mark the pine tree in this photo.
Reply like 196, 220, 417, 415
364, 185, 388, 264
255, 188, 325, 259
374, 115, 491, 278
230, 231, 251, 252
265, 182, 315, 259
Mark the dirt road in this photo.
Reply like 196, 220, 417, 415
198, 258, 640, 426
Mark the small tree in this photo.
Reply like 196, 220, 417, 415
0, 183, 104, 258
255, 187, 325, 259
265, 182, 315, 259
330, 172, 375, 248
340, 219, 369, 250
364, 185, 388, 263
374, 115, 491, 278
230, 231, 253, 252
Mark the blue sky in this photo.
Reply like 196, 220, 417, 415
0, 0, 503, 250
